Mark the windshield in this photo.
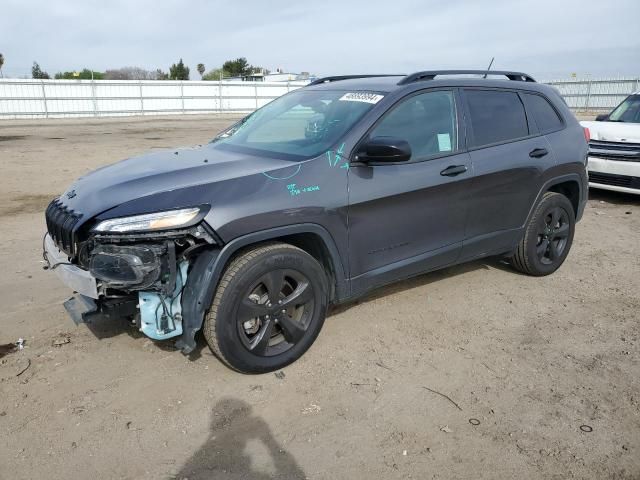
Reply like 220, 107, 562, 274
210, 89, 383, 159
608, 94, 640, 123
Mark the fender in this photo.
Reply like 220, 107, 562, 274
176, 223, 348, 354
524, 172, 587, 227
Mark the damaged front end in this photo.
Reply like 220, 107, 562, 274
44, 201, 219, 352
85, 233, 202, 342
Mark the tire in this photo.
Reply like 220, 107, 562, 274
509, 192, 576, 276
203, 242, 328, 373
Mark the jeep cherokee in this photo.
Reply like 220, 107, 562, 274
43, 70, 589, 373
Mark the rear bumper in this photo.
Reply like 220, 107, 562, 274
44, 233, 99, 298
587, 157, 640, 194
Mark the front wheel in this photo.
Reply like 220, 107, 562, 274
509, 192, 576, 276
203, 242, 328, 373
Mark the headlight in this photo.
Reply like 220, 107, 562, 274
89, 243, 164, 288
93, 207, 203, 233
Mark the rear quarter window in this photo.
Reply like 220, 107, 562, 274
465, 90, 529, 147
522, 93, 563, 134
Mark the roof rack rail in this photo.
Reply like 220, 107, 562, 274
308, 74, 403, 86
397, 70, 536, 85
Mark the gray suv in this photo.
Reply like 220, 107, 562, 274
44, 70, 589, 373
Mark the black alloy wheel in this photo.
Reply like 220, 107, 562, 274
536, 206, 571, 265
510, 191, 576, 276
237, 269, 315, 357
204, 242, 328, 373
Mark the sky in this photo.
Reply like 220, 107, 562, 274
2, 0, 639, 80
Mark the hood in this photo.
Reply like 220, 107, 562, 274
59, 144, 295, 220
581, 121, 640, 143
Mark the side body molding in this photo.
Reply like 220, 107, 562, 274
176, 223, 348, 354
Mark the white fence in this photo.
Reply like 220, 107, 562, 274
544, 77, 640, 112
1, 77, 639, 119
0, 79, 307, 119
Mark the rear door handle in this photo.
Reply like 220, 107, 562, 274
529, 148, 549, 158
440, 165, 468, 177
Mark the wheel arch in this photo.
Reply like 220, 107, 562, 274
525, 173, 585, 228
547, 179, 581, 218
176, 223, 348, 354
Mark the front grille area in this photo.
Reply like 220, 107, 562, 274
589, 171, 640, 190
588, 139, 640, 162
45, 198, 83, 256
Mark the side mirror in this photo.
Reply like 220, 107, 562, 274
357, 136, 412, 163
595, 114, 609, 121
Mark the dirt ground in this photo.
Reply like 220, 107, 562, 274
0, 115, 638, 480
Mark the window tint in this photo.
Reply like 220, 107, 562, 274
522, 93, 563, 133
370, 90, 457, 160
212, 89, 378, 160
465, 90, 529, 147
609, 95, 640, 123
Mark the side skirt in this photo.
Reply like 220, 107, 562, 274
348, 242, 461, 300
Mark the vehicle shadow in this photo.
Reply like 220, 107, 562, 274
329, 258, 502, 317
83, 314, 139, 340
588, 187, 640, 206
83, 314, 184, 355
175, 397, 305, 480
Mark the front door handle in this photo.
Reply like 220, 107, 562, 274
440, 165, 468, 177
529, 148, 549, 158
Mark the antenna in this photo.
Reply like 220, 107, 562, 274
483, 57, 495, 78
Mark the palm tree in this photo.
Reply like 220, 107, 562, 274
197, 63, 205, 79
0, 53, 4, 78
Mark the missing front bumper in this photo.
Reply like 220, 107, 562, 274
63, 295, 100, 325
44, 234, 99, 298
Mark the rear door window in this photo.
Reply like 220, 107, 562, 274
464, 90, 529, 147
522, 93, 563, 133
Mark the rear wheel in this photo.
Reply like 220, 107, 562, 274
203, 242, 328, 373
510, 192, 575, 276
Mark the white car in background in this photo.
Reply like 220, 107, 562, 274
580, 92, 640, 194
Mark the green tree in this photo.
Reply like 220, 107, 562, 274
169, 58, 190, 80
222, 57, 251, 77
202, 68, 229, 81
0, 53, 4, 78
104, 67, 157, 80
197, 63, 205, 78
32, 61, 50, 79
155, 69, 169, 80
54, 69, 104, 80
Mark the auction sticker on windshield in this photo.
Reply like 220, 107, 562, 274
339, 92, 384, 104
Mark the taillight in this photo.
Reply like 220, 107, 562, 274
583, 127, 590, 142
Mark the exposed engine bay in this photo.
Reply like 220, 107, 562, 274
43, 223, 217, 343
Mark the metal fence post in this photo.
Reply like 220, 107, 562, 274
286, 81, 290, 93
254, 82, 259, 110
635, 78, 640, 93
139, 80, 144, 115
584, 79, 592, 112
91, 78, 98, 116
218, 77, 223, 112
180, 81, 185, 113
40, 80, 48, 118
